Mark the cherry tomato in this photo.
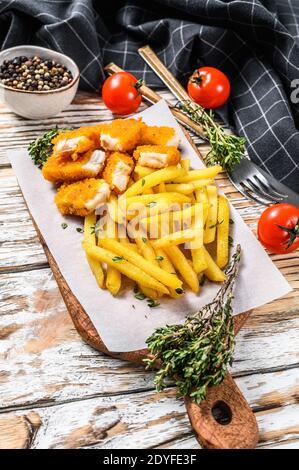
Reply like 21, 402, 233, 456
187, 66, 231, 109
102, 72, 142, 115
257, 203, 299, 254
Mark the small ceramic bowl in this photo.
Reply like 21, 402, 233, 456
0, 45, 80, 119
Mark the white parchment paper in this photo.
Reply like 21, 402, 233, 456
8, 100, 291, 352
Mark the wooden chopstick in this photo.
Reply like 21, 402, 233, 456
138, 45, 190, 103
104, 62, 206, 139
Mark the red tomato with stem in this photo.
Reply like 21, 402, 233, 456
187, 66, 231, 109
257, 203, 299, 254
102, 72, 142, 115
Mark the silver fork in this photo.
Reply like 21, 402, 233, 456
228, 155, 299, 207
138, 45, 299, 208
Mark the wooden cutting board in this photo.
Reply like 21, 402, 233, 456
26, 128, 258, 449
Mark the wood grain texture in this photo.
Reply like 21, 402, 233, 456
0, 391, 297, 449
0, 90, 298, 449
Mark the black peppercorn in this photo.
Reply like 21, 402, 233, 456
0, 55, 73, 91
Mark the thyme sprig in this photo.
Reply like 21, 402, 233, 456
176, 100, 246, 172
28, 128, 68, 168
144, 245, 241, 404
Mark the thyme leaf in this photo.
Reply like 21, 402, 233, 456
147, 299, 160, 308
175, 100, 245, 172
144, 245, 241, 404
28, 128, 68, 168
209, 219, 223, 229
134, 292, 146, 300
112, 256, 124, 262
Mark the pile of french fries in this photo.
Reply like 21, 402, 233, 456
82, 161, 230, 299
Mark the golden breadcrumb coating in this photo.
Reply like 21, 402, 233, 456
42, 149, 107, 183
140, 125, 179, 147
99, 119, 145, 152
55, 178, 110, 217
52, 128, 100, 160
133, 145, 181, 169
102, 152, 134, 194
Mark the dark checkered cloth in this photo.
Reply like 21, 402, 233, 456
1, 0, 299, 192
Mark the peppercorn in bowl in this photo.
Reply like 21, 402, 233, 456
0, 45, 79, 119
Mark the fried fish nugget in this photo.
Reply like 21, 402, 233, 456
99, 119, 144, 152
42, 149, 107, 183
52, 128, 98, 159
102, 152, 134, 194
55, 178, 110, 217
133, 145, 181, 169
140, 125, 180, 147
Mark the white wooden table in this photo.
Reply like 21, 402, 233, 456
0, 91, 298, 449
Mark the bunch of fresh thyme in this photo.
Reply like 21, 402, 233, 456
28, 128, 67, 168
144, 245, 241, 404
176, 100, 246, 172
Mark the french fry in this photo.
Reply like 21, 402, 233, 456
100, 238, 183, 290
125, 192, 191, 206
164, 183, 194, 194
135, 237, 160, 299
174, 165, 222, 183
140, 204, 193, 231
136, 237, 159, 264
133, 166, 155, 194
181, 159, 190, 171
195, 187, 208, 204
190, 203, 203, 250
204, 185, 218, 244
119, 236, 139, 252
123, 166, 186, 198
133, 165, 155, 180
194, 185, 211, 217
84, 214, 105, 288
203, 247, 226, 282
119, 238, 158, 298
106, 265, 121, 296
105, 218, 122, 296
126, 199, 182, 223
108, 193, 126, 225
158, 182, 166, 192
191, 247, 208, 273
189, 202, 206, 272
83, 242, 169, 294
216, 195, 230, 269
152, 229, 196, 249
191, 178, 213, 190
154, 247, 183, 298
143, 187, 154, 195
165, 245, 200, 293
139, 285, 160, 300
203, 203, 210, 225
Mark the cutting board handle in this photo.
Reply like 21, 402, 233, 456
184, 373, 258, 449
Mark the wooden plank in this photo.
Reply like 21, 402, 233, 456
0, 268, 298, 409
0, 389, 297, 449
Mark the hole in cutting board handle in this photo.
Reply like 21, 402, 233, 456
211, 401, 233, 425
